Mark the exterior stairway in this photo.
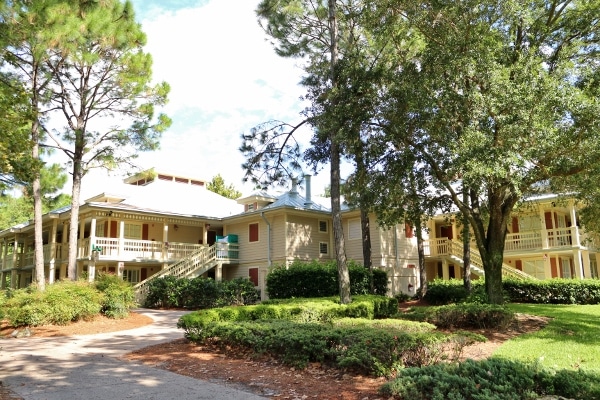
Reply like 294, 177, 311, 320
133, 243, 223, 304
427, 238, 536, 280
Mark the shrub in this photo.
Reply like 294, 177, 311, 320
503, 278, 600, 305
266, 260, 388, 299
95, 273, 136, 318
379, 358, 600, 400
401, 303, 515, 330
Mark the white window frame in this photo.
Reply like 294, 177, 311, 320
348, 219, 360, 240
123, 269, 140, 283
561, 258, 572, 279
523, 260, 546, 279
319, 242, 329, 255
124, 223, 142, 239
590, 259, 599, 279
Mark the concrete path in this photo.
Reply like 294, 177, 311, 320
0, 309, 267, 400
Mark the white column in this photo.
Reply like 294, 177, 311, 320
582, 250, 592, 279
540, 208, 549, 249
10, 235, 18, 289
162, 222, 169, 267
49, 220, 58, 284
215, 263, 222, 282
119, 220, 125, 256
573, 249, 584, 279
442, 260, 450, 280
569, 204, 581, 247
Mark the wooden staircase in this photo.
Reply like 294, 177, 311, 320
428, 239, 536, 280
133, 243, 223, 304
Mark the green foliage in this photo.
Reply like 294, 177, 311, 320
179, 316, 458, 376
266, 260, 387, 298
402, 303, 515, 330
503, 278, 600, 305
94, 273, 136, 319
206, 174, 242, 200
3, 281, 103, 326
144, 276, 260, 309
380, 358, 600, 400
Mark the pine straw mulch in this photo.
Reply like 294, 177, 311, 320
1, 305, 549, 400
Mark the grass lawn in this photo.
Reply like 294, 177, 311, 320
493, 303, 600, 372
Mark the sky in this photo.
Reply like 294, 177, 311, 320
65, 0, 338, 200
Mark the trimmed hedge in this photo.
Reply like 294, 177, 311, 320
424, 278, 600, 305
266, 260, 388, 299
177, 295, 400, 333
179, 318, 476, 376
401, 303, 515, 330
144, 276, 260, 309
380, 358, 600, 400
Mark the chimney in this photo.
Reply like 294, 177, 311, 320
304, 174, 313, 207
290, 178, 298, 194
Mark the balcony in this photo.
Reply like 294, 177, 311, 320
505, 228, 576, 253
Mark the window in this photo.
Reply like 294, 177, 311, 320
523, 260, 546, 279
591, 259, 599, 279
319, 220, 328, 233
348, 219, 360, 240
561, 258, 572, 279
249, 267, 259, 286
249, 223, 259, 242
95, 223, 105, 237
319, 242, 329, 255
123, 269, 140, 283
124, 223, 142, 239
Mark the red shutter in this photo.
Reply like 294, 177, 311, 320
141, 268, 148, 281
104, 221, 108, 237
515, 260, 522, 271
405, 223, 414, 238
108, 266, 116, 273
544, 212, 554, 229
511, 217, 519, 233
110, 221, 117, 238
249, 223, 259, 242
142, 224, 149, 240
249, 268, 259, 286
550, 258, 558, 278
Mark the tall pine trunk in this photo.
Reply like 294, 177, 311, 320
67, 138, 84, 280
328, 0, 351, 304
32, 119, 45, 290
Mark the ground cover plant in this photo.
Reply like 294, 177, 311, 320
1, 277, 136, 327
178, 296, 491, 377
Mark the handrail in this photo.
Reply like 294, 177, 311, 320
425, 238, 536, 280
133, 243, 231, 304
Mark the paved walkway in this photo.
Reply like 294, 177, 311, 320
0, 309, 267, 400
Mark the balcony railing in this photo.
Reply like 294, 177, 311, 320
2, 237, 239, 271
505, 227, 576, 252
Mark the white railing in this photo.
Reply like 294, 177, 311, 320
78, 237, 204, 261
505, 232, 542, 251
423, 238, 536, 280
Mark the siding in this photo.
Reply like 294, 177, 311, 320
286, 214, 331, 261
224, 219, 269, 264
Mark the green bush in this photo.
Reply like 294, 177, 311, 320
4, 281, 103, 326
266, 260, 388, 299
95, 273, 136, 318
401, 303, 515, 330
379, 358, 600, 400
144, 276, 260, 309
503, 278, 600, 304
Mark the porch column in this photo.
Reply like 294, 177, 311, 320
118, 220, 125, 256
581, 250, 592, 279
49, 220, 58, 284
215, 263, 222, 282
78, 218, 85, 262
539, 208, 549, 249
61, 222, 69, 280
1, 239, 6, 289
573, 249, 584, 279
88, 217, 97, 282
203, 223, 209, 245
569, 204, 581, 247
442, 259, 450, 280
10, 235, 18, 289
161, 222, 169, 268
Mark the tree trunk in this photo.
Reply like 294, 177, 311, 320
328, 0, 351, 304
462, 188, 471, 293
32, 120, 45, 291
415, 218, 426, 298
67, 152, 83, 280
360, 207, 373, 293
